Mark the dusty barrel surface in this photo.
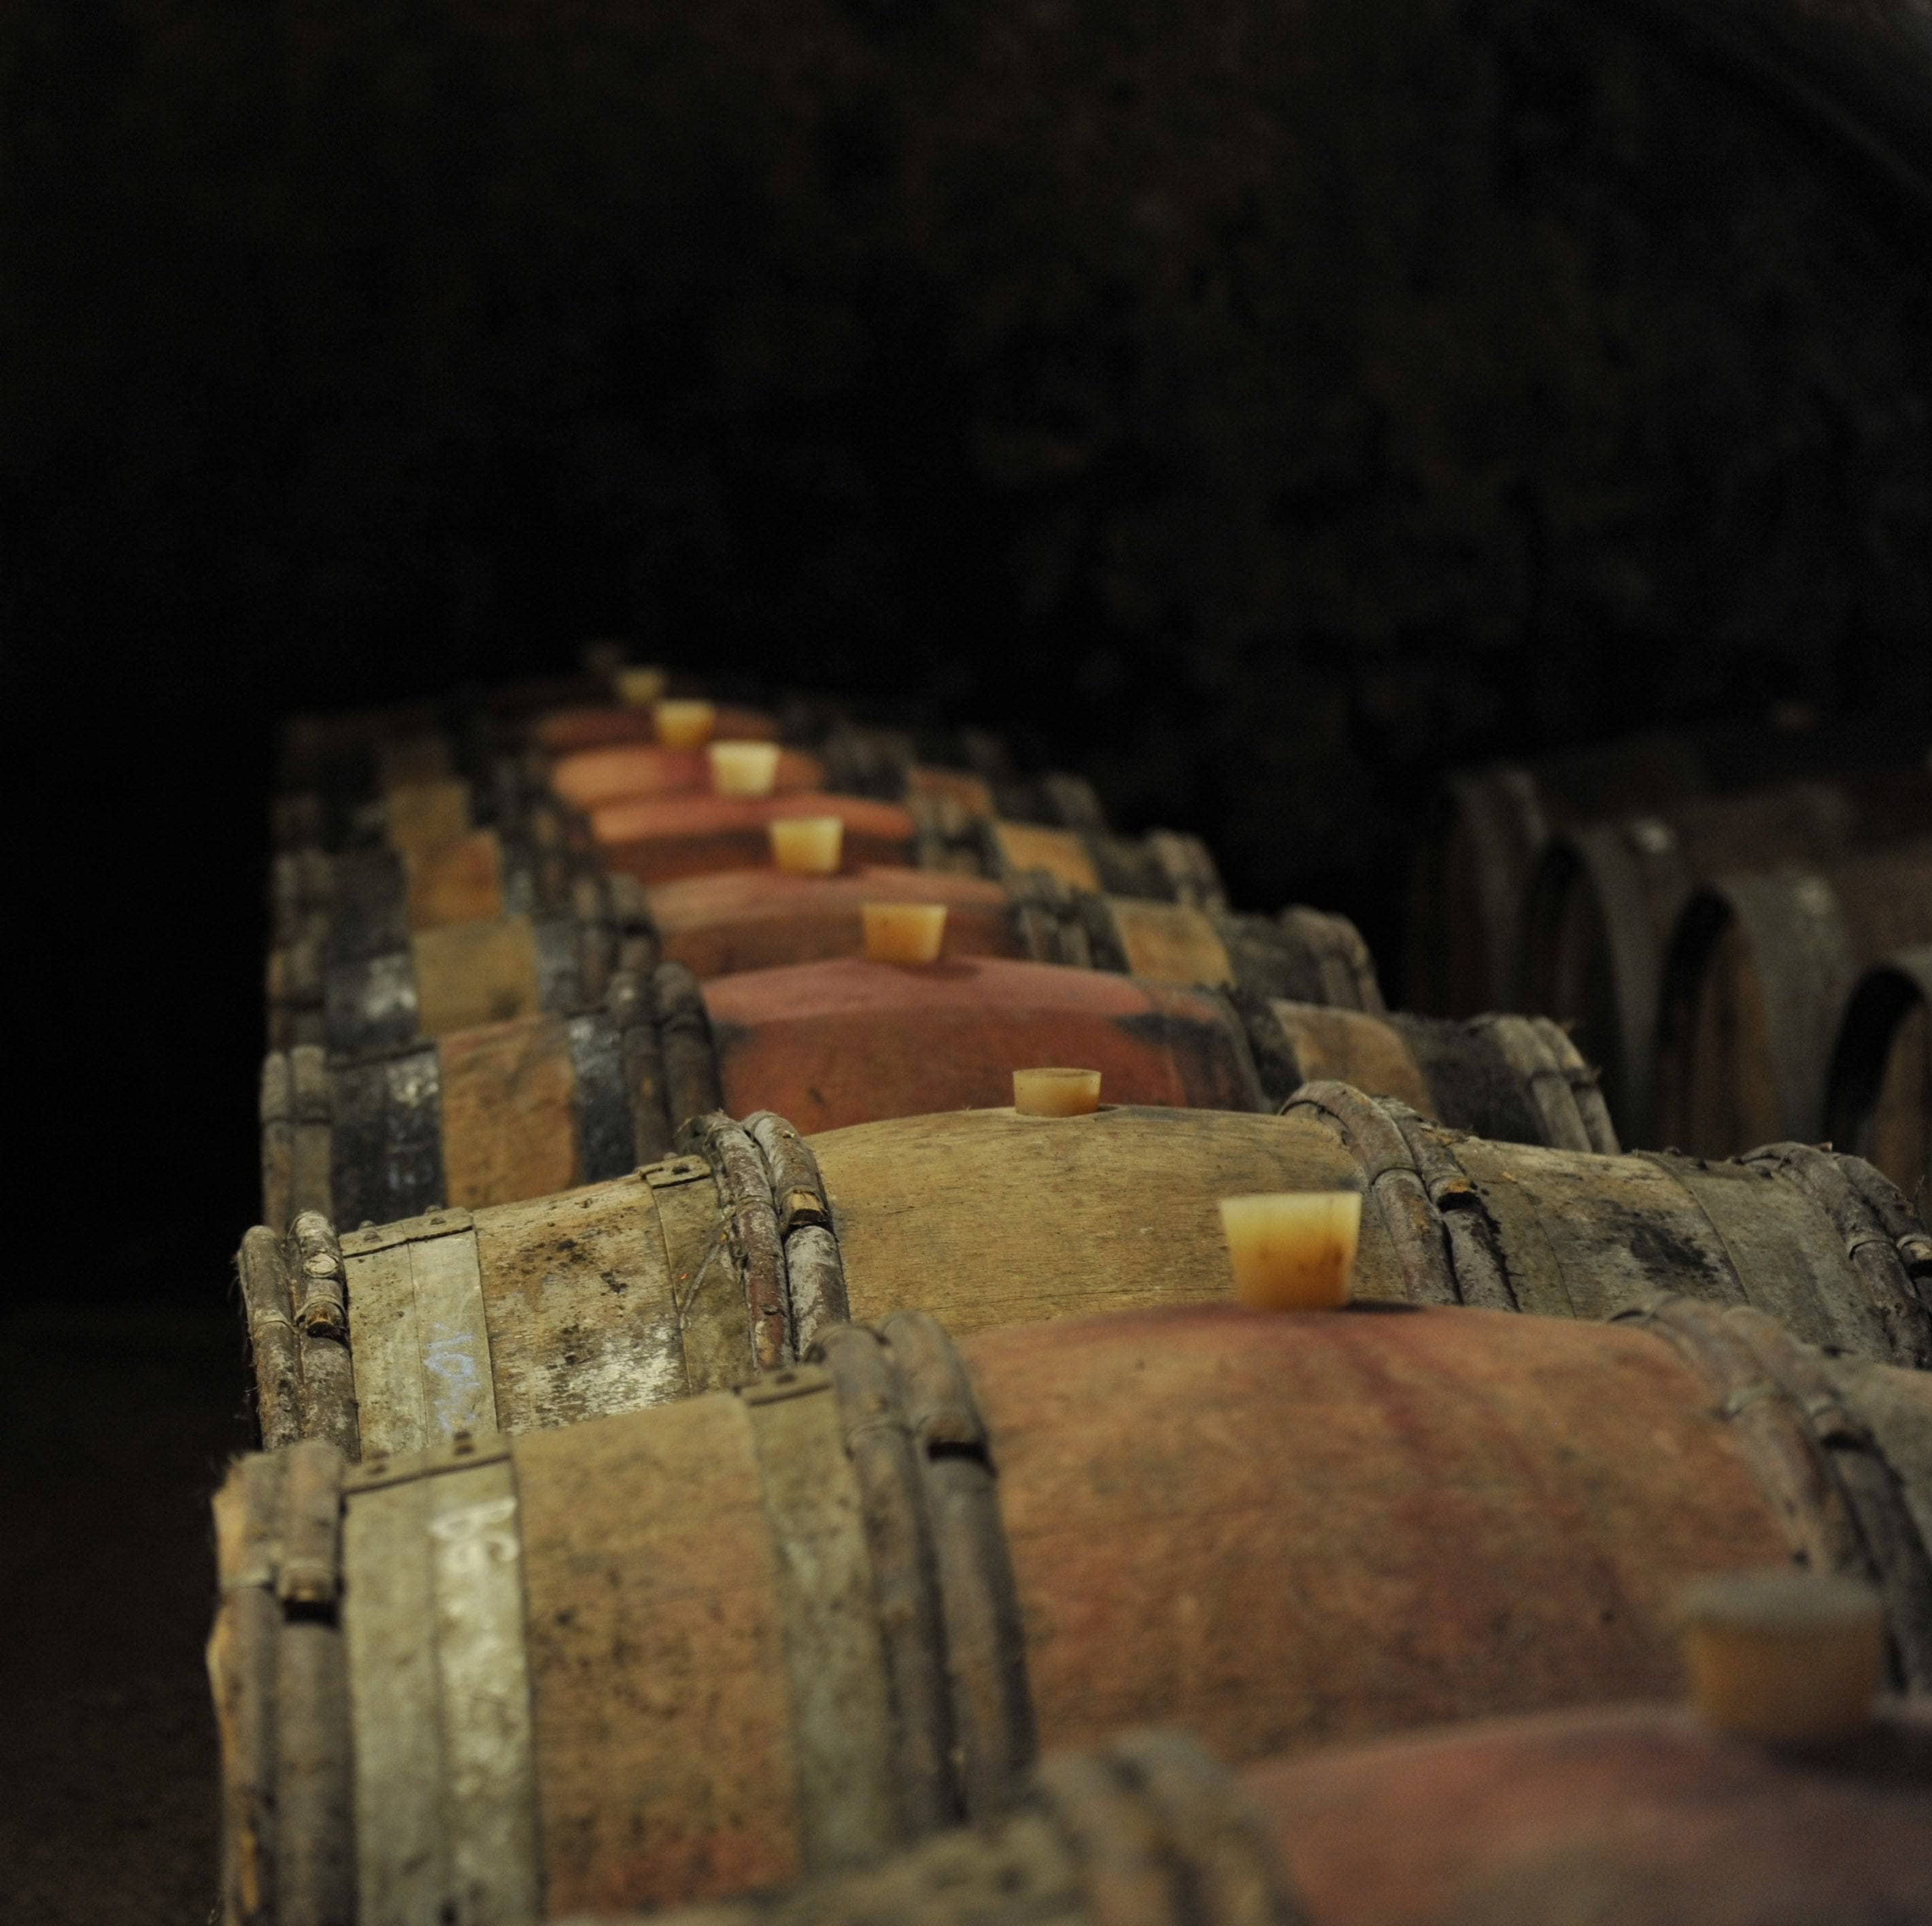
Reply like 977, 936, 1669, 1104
258, 956, 1267, 1229
554, 1707, 1932, 1926
1523, 776, 1932, 1143
1654, 839, 1932, 1157
1249, 1005, 1619, 1151
1827, 947, 1932, 1204
242, 1094, 1932, 1463
208, 1296, 1932, 1923
1283, 1081, 1931, 1365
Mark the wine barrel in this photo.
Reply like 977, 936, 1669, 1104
258, 958, 1268, 1229
240, 1094, 1930, 1462
549, 742, 826, 809
1826, 947, 1932, 1204
1410, 716, 1932, 1019
552, 1708, 1932, 1926
590, 790, 1225, 905
207, 1295, 1932, 1922
1654, 839, 1932, 1157
1247, 1005, 1619, 1153
1523, 776, 1932, 1143
1284, 1081, 1930, 1366
594, 791, 922, 882
645, 865, 1369, 1001
1410, 732, 1710, 1018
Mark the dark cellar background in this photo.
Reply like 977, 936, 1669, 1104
5, 0, 1932, 1915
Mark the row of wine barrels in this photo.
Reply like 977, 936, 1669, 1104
586, 788, 1226, 905
556, 1710, 1932, 1926
1523, 773, 1932, 1141
257, 960, 1270, 1230
1654, 839, 1932, 1158
1828, 946, 1932, 1204
1410, 715, 1932, 1018
207, 1295, 1932, 1923
539, 734, 1106, 835
273, 851, 1375, 1050
240, 1095, 1929, 1465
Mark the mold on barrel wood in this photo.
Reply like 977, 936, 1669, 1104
209, 1298, 1932, 1922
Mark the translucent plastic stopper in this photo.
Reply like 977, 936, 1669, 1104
1013, 1068, 1103, 1117
862, 902, 948, 964
1678, 1570, 1884, 1746
656, 698, 717, 748
616, 665, 668, 707
1220, 1192, 1361, 1311
709, 740, 781, 796
770, 817, 845, 875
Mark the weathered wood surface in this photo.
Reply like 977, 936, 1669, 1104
555, 1706, 1932, 1926
1248, 1003, 1618, 1150
245, 1096, 1931, 1462
1285, 1081, 1931, 1364
1654, 839, 1932, 1156
1827, 946, 1932, 1206
210, 1297, 1932, 1921
703, 955, 1266, 1130
1523, 775, 1932, 1142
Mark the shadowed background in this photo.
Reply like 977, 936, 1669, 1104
4, 0, 1932, 1912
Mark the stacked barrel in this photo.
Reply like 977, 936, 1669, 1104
213, 658, 1932, 1926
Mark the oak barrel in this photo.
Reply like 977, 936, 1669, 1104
240, 1096, 1930, 1462
549, 743, 826, 810
646, 865, 1371, 1005
1826, 947, 1932, 1204
1247, 1004, 1619, 1152
1653, 839, 1932, 1157
208, 1296, 1932, 1921
555, 1708, 1932, 1926
258, 958, 1267, 1229
1523, 776, 1932, 1142
1411, 716, 1932, 1018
